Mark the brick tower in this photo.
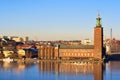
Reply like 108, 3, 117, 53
94, 13, 103, 59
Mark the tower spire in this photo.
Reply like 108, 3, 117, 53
96, 11, 102, 27
98, 10, 100, 18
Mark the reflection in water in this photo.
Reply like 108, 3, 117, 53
38, 61, 104, 80
0, 61, 36, 74
0, 60, 110, 80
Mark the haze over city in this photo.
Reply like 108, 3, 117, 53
0, 0, 120, 40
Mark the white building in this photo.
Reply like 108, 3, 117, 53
81, 39, 93, 45
11, 37, 22, 42
11, 36, 29, 42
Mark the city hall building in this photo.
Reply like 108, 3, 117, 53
38, 14, 105, 60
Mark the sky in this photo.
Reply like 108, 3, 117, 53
0, 0, 120, 41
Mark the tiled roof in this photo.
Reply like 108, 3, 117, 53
59, 45, 94, 49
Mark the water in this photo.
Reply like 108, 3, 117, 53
0, 60, 120, 80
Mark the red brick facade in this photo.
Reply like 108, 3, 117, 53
94, 27, 103, 59
59, 49, 94, 59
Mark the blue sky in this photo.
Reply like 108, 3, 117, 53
0, 0, 120, 40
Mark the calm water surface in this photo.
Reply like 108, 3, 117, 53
0, 60, 120, 80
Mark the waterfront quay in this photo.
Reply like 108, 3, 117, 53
0, 58, 104, 64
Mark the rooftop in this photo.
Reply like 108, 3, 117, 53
59, 45, 94, 49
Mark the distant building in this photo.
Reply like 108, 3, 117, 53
11, 36, 21, 42
3, 51, 14, 57
23, 36, 29, 42
11, 36, 29, 42
17, 49, 25, 57
68, 41, 81, 45
105, 39, 120, 53
81, 39, 93, 45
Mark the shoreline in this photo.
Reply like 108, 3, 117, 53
0, 58, 103, 63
